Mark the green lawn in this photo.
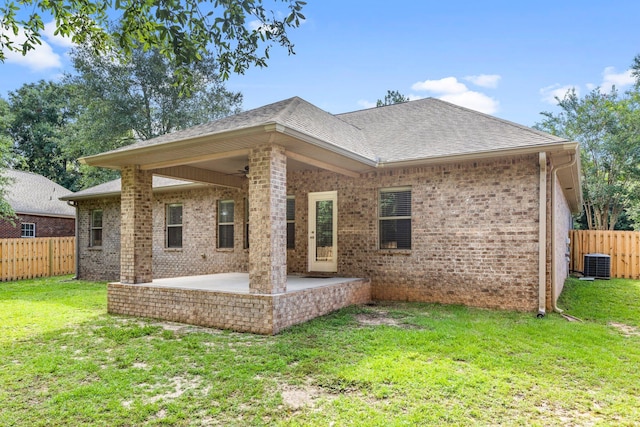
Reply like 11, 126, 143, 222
1, 276, 639, 426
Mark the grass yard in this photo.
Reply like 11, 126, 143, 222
1, 276, 639, 426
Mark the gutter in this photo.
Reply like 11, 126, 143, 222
375, 141, 578, 169
67, 200, 79, 280
538, 152, 547, 317
550, 151, 578, 313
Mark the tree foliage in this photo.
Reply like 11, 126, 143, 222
536, 87, 640, 230
0, 99, 17, 221
0, 0, 306, 86
376, 90, 410, 107
64, 45, 243, 187
6, 81, 81, 190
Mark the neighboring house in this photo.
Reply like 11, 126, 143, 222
62, 97, 582, 334
0, 169, 75, 238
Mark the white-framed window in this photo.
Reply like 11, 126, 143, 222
287, 196, 295, 249
21, 223, 35, 238
218, 200, 235, 249
90, 209, 103, 246
166, 204, 183, 248
379, 187, 411, 249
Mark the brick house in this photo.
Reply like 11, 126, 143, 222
0, 169, 75, 238
62, 97, 581, 334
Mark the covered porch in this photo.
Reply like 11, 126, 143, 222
108, 273, 371, 335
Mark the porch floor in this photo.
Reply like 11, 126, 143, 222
148, 273, 361, 294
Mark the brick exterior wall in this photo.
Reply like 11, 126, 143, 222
76, 187, 248, 282
0, 214, 74, 238
108, 278, 371, 335
79, 152, 570, 333
77, 197, 122, 281
248, 144, 287, 294
286, 154, 543, 311
120, 166, 153, 284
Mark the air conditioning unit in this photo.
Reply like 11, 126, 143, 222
583, 253, 611, 279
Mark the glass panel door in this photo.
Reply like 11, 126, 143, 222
308, 191, 337, 272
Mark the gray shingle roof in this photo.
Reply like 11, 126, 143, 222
61, 176, 197, 200
103, 97, 375, 161
3, 170, 75, 217
336, 98, 569, 162
89, 96, 569, 167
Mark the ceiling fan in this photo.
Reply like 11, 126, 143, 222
232, 165, 249, 177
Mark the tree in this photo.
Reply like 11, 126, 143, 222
376, 90, 410, 107
7, 81, 81, 190
0, 98, 17, 221
0, 0, 306, 86
64, 45, 243, 188
536, 87, 640, 230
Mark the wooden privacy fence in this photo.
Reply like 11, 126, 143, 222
569, 230, 640, 279
0, 237, 75, 281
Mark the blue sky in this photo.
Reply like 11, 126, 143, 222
2, 0, 640, 126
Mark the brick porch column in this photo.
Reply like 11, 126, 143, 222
248, 144, 287, 294
120, 165, 153, 284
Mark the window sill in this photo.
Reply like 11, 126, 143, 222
378, 249, 411, 255
216, 248, 234, 253
165, 248, 183, 252
88, 246, 103, 251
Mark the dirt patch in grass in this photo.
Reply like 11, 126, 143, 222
355, 309, 402, 327
609, 322, 640, 337
536, 400, 602, 426
280, 382, 335, 409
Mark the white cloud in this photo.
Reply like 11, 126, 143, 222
464, 74, 501, 89
411, 76, 499, 114
439, 91, 499, 115
357, 99, 376, 109
601, 66, 635, 91
4, 25, 63, 71
43, 21, 75, 48
539, 84, 578, 104
411, 76, 467, 94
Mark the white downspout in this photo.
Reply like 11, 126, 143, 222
550, 152, 577, 313
538, 152, 547, 317
67, 200, 79, 279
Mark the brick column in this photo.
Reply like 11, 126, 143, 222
120, 165, 153, 284
248, 144, 287, 294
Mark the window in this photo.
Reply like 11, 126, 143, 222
244, 198, 249, 249
90, 210, 103, 246
218, 200, 234, 248
166, 204, 183, 248
287, 196, 295, 249
379, 187, 411, 249
21, 223, 35, 238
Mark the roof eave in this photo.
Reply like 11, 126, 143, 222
79, 125, 272, 169
376, 140, 578, 168
61, 182, 209, 202
14, 210, 76, 219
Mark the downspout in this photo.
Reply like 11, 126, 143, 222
67, 201, 79, 279
550, 152, 577, 313
537, 153, 547, 318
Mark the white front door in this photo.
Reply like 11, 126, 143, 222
308, 191, 338, 272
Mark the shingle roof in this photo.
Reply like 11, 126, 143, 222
88, 96, 570, 167
103, 97, 375, 161
336, 98, 569, 162
3, 169, 75, 217
61, 176, 197, 200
